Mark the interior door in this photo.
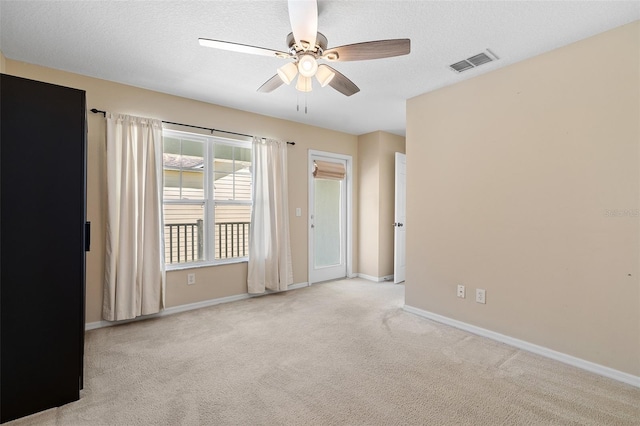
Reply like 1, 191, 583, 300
309, 154, 347, 283
394, 152, 407, 283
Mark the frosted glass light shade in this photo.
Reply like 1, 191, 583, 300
315, 65, 335, 87
277, 62, 298, 85
296, 75, 313, 92
297, 54, 318, 78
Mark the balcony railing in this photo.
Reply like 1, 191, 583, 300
217, 222, 250, 259
165, 221, 203, 264
164, 220, 250, 264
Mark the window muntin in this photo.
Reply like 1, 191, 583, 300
162, 130, 252, 267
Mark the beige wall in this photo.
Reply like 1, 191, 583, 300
406, 21, 640, 376
5, 59, 359, 323
358, 131, 405, 278
358, 132, 380, 277
0, 51, 6, 73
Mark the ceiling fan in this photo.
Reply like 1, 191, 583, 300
198, 0, 410, 97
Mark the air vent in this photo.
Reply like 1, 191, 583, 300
449, 49, 498, 73
467, 53, 493, 67
450, 60, 474, 73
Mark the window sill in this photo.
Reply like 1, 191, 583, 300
166, 258, 248, 271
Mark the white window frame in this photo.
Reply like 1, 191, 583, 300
162, 129, 252, 270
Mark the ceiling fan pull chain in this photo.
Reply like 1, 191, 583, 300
296, 93, 300, 112
305, 95, 308, 114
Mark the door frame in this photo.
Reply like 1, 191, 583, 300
394, 152, 407, 283
308, 150, 353, 284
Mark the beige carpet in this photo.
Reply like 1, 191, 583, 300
8, 278, 639, 425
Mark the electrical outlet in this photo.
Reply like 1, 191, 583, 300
187, 273, 196, 285
457, 284, 465, 298
476, 288, 486, 304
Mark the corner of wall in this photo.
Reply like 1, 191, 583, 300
357, 130, 407, 278
0, 51, 7, 73
357, 132, 382, 277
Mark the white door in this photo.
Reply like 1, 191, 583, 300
394, 152, 407, 283
309, 154, 348, 283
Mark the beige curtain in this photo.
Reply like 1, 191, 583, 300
248, 137, 293, 293
104, 113, 165, 321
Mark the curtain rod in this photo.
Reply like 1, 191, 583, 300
89, 109, 295, 145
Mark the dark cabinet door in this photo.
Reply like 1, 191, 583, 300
0, 74, 87, 423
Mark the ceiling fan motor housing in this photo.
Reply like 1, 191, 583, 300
287, 32, 328, 56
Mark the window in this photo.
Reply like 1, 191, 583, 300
162, 130, 252, 267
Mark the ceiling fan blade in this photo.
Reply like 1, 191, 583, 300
199, 38, 291, 58
324, 66, 360, 97
288, 0, 318, 49
257, 75, 285, 93
323, 39, 411, 62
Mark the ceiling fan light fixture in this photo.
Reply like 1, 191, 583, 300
297, 54, 318, 77
315, 65, 335, 87
296, 75, 313, 92
277, 62, 298, 85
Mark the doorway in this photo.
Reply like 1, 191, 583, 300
394, 152, 406, 283
308, 151, 352, 284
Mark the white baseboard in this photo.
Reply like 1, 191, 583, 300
86, 282, 309, 331
358, 273, 394, 283
288, 281, 310, 290
403, 305, 640, 389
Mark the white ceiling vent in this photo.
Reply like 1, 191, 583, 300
449, 50, 499, 73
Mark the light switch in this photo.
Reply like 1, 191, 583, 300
296, 208, 301, 217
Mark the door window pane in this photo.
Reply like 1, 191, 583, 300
314, 179, 342, 268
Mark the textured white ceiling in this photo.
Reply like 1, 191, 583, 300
1, 1, 638, 136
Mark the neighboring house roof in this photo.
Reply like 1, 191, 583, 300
163, 153, 250, 177
163, 153, 203, 169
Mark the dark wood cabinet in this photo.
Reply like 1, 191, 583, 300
0, 74, 87, 423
